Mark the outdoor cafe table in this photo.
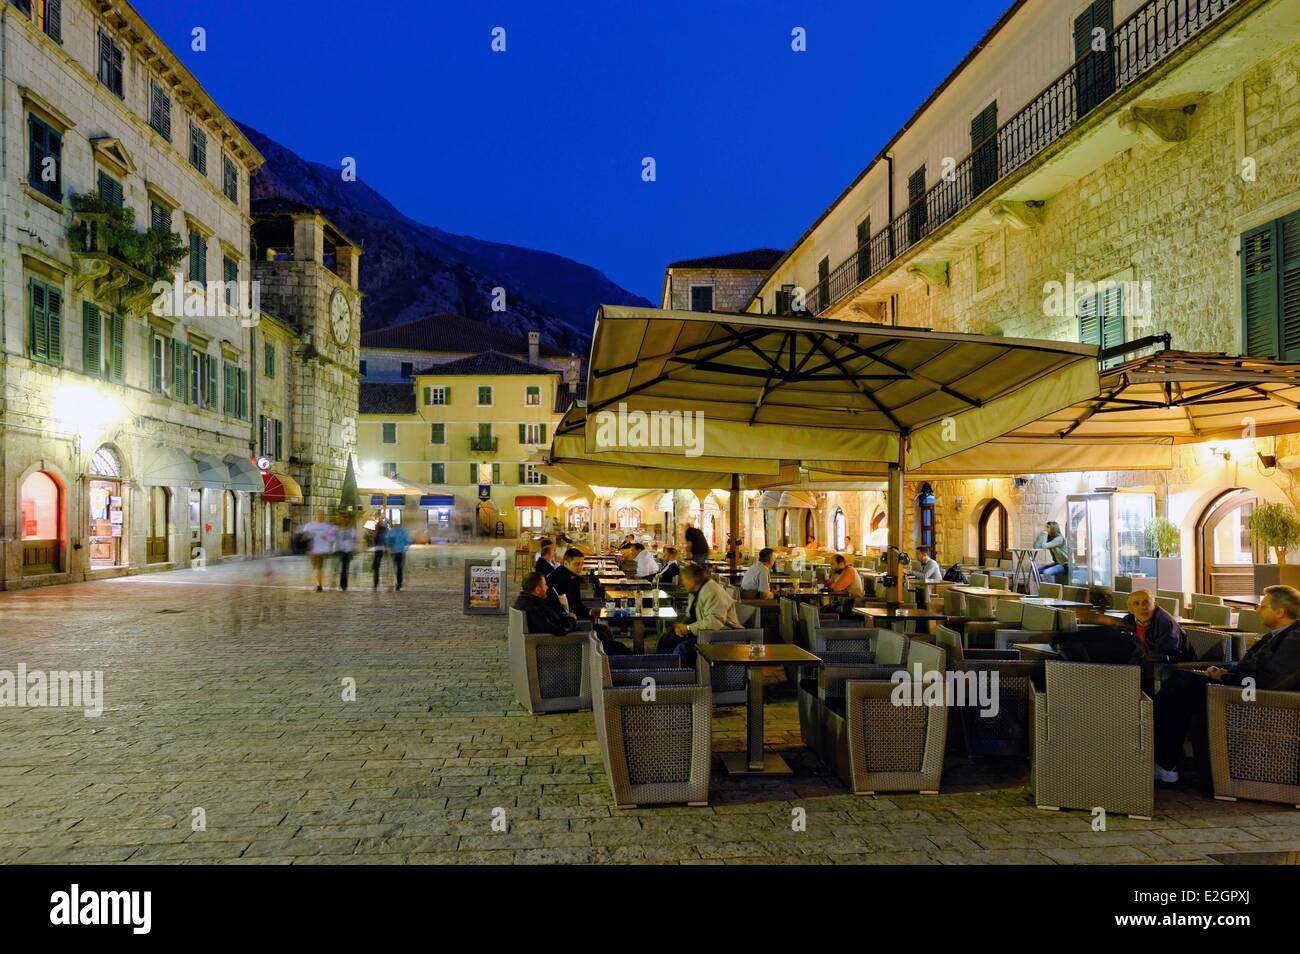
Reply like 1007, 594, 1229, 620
1223, 594, 1261, 608
1014, 642, 1063, 660
597, 576, 650, 588
695, 642, 822, 776
1019, 597, 1094, 611
594, 605, 677, 653
603, 588, 668, 603
949, 585, 1024, 600
853, 606, 948, 631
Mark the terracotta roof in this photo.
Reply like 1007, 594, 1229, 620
359, 314, 569, 357
666, 249, 785, 270
415, 351, 555, 377
358, 382, 416, 414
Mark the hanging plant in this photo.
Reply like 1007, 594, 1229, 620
67, 192, 186, 286
1247, 502, 1300, 565
1144, 516, 1180, 558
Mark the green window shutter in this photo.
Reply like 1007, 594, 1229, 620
908, 167, 926, 203
1077, 292, 1101, 347
206, 355, 218, 409
970, 102, 998, 149
492, 463, 500, 484
422, 386, 431, 405
109, 313, 124, 382
189, 232, 207, 283
238, 368, 248, 419
430, 423, 444, 444
223, 361, 235, 413
83, 302, 102, 377
518, 464, 526, 483
442, 386, 451, 404
431, 463, 444, 484
539, 423, 546, 444
1100, 284, 1124, 350
470, 464, 478, 484
29, 281, 48, 360
275, 419, 283, 460
172, 341, 188, 400
1278, 211, 1300, 360
258, 415, 267, 455
97, 170, 123, 207
1242, 221, 1278, 358
540, 470, 547, 485
518, 423, 526, 444
46, 285, 62, 365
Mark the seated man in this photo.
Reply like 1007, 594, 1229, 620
914, 546, 943, 584
1153, 583, 1300, 784
1120, 589, 1189, 662
632, 542, 660, 580
741, 547, 775, 599
533, 543, 558, 578
516, 568, 629, 656
827, 552, 865, 618
656, 547, 681, 585
656, 562, 740, 666
615, 533, 637, 553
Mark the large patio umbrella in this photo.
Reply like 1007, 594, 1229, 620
583, 306, 1101, 600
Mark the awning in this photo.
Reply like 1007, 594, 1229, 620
192, 452, 229, 490
583, 306, 1099, 467
371, 494, 406, 506
778, 491, 817, 509
224, 455, 264, 494
515, 495, 549, 507
357, 473, 425, 497
420, 494, 455, 508
139, 444, 199, 487
261, 471, 304, 503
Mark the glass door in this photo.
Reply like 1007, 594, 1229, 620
1066, 493, 1113, 587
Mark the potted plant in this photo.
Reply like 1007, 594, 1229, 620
1141, 516, 1182, 590
1247, 502, 1300, 592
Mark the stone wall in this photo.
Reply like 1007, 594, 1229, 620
666, 268, 767, 313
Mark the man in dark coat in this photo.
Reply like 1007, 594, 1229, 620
514, 569, 629, 655
1154, 584, 1300, 784
1119, 589, 1190, 661
532, 543, 558, 579
545, 548, 591, 620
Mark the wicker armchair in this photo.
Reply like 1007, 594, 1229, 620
964, 597, 1023, 649
936, 625, 1041, 756
1206, 684, 1300, 808
589, 638, 713, 809
993, 602, 1070, 651
800, 629, 911, 761
508, 608, 591, 714
696, 602, 764, 705
798, 601, 871, 653
827, 640, 949, 794
1029, 660, 1154, 818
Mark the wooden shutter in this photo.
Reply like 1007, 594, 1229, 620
46, 284, 62, 364
109, 313, 124, 382
171, 341, 187, 400
970, 102, 998, 148
238, 368, 248, 419
538, 424, 546, 444
1100, 283, 1124, 353
908, 166, 926, 203
422, 386, 431, 405
223, 361, 236, 413
1279, 211, 1300, 359
45, 0, 62, 43
1077, 291, 1101, 346
1242, 222, 1278, 358
206, 355, 218, 409
29, 281, 47, 360
258, 415, 267, 455
98, 171, 123, 207
443, 386, 451, 403
492, 463, 500, 484
83, 302, 101, 377
470, 464, 478, 484
518, 464, 526, 484
274, 419, 283, 460
518, 423, 526, 444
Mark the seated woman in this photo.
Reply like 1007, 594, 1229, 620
1034, 520, 1069, 582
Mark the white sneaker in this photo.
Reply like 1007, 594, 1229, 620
1154, 764, 1180, 783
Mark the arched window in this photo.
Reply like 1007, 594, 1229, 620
979, 499, 1009, 564
90, 446, 121, 477
88, 446, 124, 568
616, 507, 641, 530
832, 508, 847, 550
20, 471, 62, 575
567, 505, 590, 529
916, 483, 936, 551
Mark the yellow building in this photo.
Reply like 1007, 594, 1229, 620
357, 349, 579, 540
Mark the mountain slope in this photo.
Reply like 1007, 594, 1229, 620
238, 122, 650, 351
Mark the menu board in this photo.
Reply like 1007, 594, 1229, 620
463, 560, 507, 615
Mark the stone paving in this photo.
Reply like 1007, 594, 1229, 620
1, 544, 1298, 865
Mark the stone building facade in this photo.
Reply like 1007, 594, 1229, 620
739, 0, 1300, 595
661, 249, 782, 312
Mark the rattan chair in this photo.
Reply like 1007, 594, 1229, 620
987, 575, 1010, 591
589, 638, 712, 809
970, 573, 990, 588
508, 608, 591, 714
937, 625, 1042, 756
1235, 608, 1269, 634
1157, 589, 1184, 617
1061, 584, 1089, 603
1037, 582, 1063, 599
1191, 592, 1224, 607
992, 601, 1063, 650
828, 640, 949, 795
964, 596, 1024, 649
1029, 660, 1154, 818
798, 601, 871, 653
1206, 684, 1300, 808
801, 630, 911, 763
1192, 601, 1232, 626
696, 602, 764, 705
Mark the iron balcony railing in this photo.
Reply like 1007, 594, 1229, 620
801, 0, 1241, 316
469, 436, 498, 452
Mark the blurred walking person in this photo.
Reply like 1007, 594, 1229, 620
334, 515, 357, 591
301, 513, 336, 592
386, 522, 411, 591
371, 515, 391, 590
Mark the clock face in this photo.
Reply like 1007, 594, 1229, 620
330, 290, 352, 345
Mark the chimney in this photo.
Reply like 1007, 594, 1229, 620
527, 330, 540, 366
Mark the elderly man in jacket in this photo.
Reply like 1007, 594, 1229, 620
655, 561, 740, 666
1154, 583, 1300, 785
514, 570, 629, 655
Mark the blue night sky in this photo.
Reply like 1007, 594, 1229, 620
133, 0, 1009, 302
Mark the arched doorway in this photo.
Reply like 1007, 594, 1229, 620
804, 511, 816, 547
1197, 488, 1263, 597
20, 470, 63, 575
832, 508, 847, 551
915, 483, 936, 552
978, 499, 1009, 565
147, 486, 170, 564
87, 446, 125, 567
221, 490, 237, 556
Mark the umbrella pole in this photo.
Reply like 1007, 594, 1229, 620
729, 473, 740, 576
888, 442, 906, 607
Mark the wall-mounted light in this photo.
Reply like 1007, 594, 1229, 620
1208, 445, 1232, 462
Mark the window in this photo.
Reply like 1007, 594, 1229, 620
383, 462, 398, 479
264, 342, 275, 378
816, 257, 829, 308
222, 155, 238, 204
519, 507, 544, 529
775, 284, 795, 315
205, 354, 218, 410
259, 416, 283, 459
491, 462, 501, 484
1241, 211, 1300, 360
19, 0, 62, 41
188, 121, 207, 175
522, 464, 546, 486
1077, 283, 1125, 367
223, 256, 238, 309
689, 285, 714, 313
521, 423, 545, 445
381, 423, 397, 444
189, 230, 207, 283
400, 361, 414, 379
856, 218, 872, 281
908, 166, 928, 245
617, 507, 641, 530
223, 360, 236, 414
149, 79, 171, 141
151, 333, 166, 393
82, 304, 124, 382
429, 423, 445, 444
237, 367, 248, 419
170, 339, 189, 402
477, 385, 493, 406
97, 170, 123, 207
833, 508, 847, 551
150, 202, 171, 233
429, 462, 445, 484
970, 100, 999, 197
423, 385, 447, 405
525, 385, 541, 406
190, 348, 202, 405
27, 114, 62, 201
915, 483, 936, 551
27, 277, 62, 365
1074, 0, 1115, 120
97, 28, 124, 97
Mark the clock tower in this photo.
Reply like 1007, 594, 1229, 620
250, 200, 363, 514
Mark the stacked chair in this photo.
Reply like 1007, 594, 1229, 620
1029, 660, 1154, 818
508, 607, 591, 714
1206, 683, 1300, 808
936, 626, 1041, 756
588, 637, 713, 809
